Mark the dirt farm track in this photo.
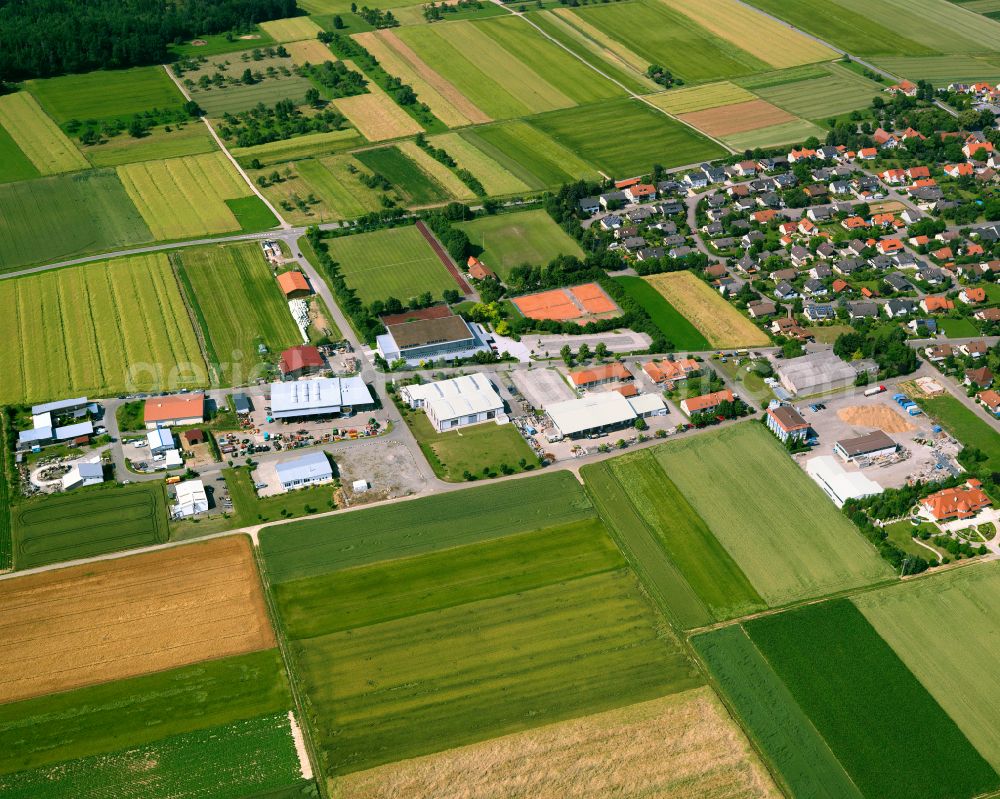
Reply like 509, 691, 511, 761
0, 536, 273, 704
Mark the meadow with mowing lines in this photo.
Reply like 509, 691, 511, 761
334, 84, 425, 141
327, 224, 457, 302
746, 600, 1000, 799
609, 450, 765, 620
232, 128, 364, 165
254, 157, 378, 223
615, 276, 711, 349
81, 123, 217, 167
334, 687, 779, 799
27, 67, 186, 124
532, 99, 725, 177
458, 209, 583, 277
678, 98, 795, 138
912, 391, 1000, 470
646, 81, 756, 114
0, 254, 204, 405
692, 626, 864, 799
0, 125, 39, 183
461, 121, 599, 188
722, 119, 826, 150
428, 132, 529, 195
872, 54, 1000, 82
661, 0, 837, 68
735, 63, 832, 90
0, 170, 153, 272
193, 74, 315, 116
295, 569, 700, 776
0, 712, 303, 799
0, 93, 89, 174
855, 563, 1000, 771
570, 0, 768, 83
0, 537, 273, 704
756, 64, 883, 119
12, 483, 167, 569
275, 518, 622, 639
644, 272, 769, 347
396, 140, 474, 200
0, 650, 291, 777
173, 243, 301, 371
259, 15, 324, 42
833, 0, 1000, 53
117, 151, 254, 239
656, 423, 893, 606
260, 470, 595, 583
582, 461, 712, 629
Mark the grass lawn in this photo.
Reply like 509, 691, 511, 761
12, 482, 168, 569
259, 470, 595, 582
353, 146, 449, 206
938, 316, 980, 337
882, 520, 947, 561
531, 98, 726, 177
913, 391, 1000, 470
0, 254, 205, 405
655, 423, 893, 606
855, 562, 1000, 772
403, 409, 537, 482
327, 225, 459, 304
804, 323, 853, 344
458, 209, 583, 278
172, 242, 301, 381
746, 600, 1000, 799
225, 465, 338, 526
615, 276, 711, 350
168, 27, 277, 58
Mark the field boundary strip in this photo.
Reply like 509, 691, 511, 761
415, 220, 472, 293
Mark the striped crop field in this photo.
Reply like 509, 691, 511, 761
252, 155, 385, 223
831, 0, 1000, 53
871, 54, 1000, 83
231, 128, 364, 166
81, 122, 218, 168
722, 119, 826, 150
427, 132, 530, 195
396, 140, 474, 200
646, 81, 757, 114
754, 63, 885, 119
259, 15, 324, 42
0, 253, 206, 404
333, 76, 424, 141
117, 151, 255, 239
0, 93, 88, 174
0, 124, 39, 184
678, 98, 796, 137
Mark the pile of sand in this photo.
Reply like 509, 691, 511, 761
837, 404, 915, 433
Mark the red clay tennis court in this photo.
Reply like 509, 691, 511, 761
511, 283, 620, 322
570, 283, 618, 314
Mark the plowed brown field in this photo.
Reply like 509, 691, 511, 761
679, 99, 795, 137
0, 536, 273, 704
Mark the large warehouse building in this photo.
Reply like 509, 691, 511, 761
834, 430, 898, 462
376, 308, 490, 366
276, 451, 335, 490
777, 351, 878, 396
400, 374, 506, 432
270, 377, 374, 420
806, 455, 883, 507
547, 392, 666, 439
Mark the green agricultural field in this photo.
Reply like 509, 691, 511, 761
608, 450, 765, 620
27, 66, 187, 125
615, 276, 711, 350
734, 63, 832, 91
458, 209, 583, 277
872, 54, 1000, 82
655, 423, 893, 606
0, 712, 302, 799
327, 225, 459, 303
259, 470, 595, 582
172, 242, 301, 379
192, 74, 315, 116
354, 146, 449, 206
0, 253, 205, 404
830, 0, 1000, 53
646, 81, 757, 114
461, 121, 600, 189
12, 483, 168, 569
80, 123, 217, 168
228, 195, 279, 230
403, 411, 537, 481
570, 0, 768, 84
168, 28, 277, 58
531, 99, 726, 177
117, 151, 257, 239
259, 16, 325, 42
0, 649, 290, 776
274, 518, 623, 639
746, 600, 1000, 799
428, 132, 530, 196
0, 170, 153, 273
722, 119, 826, 150
295, 569, 700, 775
755, 63, 884, 119
0, 124, 40, 184
261, 155, 385, 223
581, 460, 713, 629
692, 626, 864, 799
855, 563, 1000, 772
300, 0, 425, 11
231, 128, 364, 166
913, 391, 1000, 470
0, 93, 89, 175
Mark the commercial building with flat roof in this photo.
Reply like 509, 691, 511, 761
147, 428, 175, 454
376, 312, 489, 366
31, 397, 89, 416
144, 394, 205, 429
276, 451, 334, 490
270, 377, 373, 420
61, 461, 104, 491
173, 479, 209, 517
400, 374, 506, 432
806, 455, 883, 507
777, 351, 877, 396
546, 392, 665, 439
834, 430, 898, 462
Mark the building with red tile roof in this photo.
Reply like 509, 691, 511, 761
680, 389, 734, 416
276, 270, 311, 298
921, 480, 991, 521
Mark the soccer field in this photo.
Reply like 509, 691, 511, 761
458, 209, 583, 277
327, 225, 461, 303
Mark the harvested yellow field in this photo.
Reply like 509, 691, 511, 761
0, 92, 89, 174
335, 687, 779, 799
0, 537, 274, 704
428, 132, 530, 195
838, 404, 916, 433
117, 151, 251, 238
334, 67, 425, 141
679, 98, 795, 137
355, 32, 488, 128
396, 140, 474, 200
646, 272, 769, 347
646, 81, 756, 114
287, 38, 337, 66
660, 0, 837, 69
259, 15, 324, 42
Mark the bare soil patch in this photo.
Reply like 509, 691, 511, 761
0, 536, 273, 704
679, 99, 795, 137
837, 404, 916, 433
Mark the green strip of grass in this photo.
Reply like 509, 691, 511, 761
616, 276, 710, 350
913, 391, 1000, 471
227, 195, 280, 231
354, 146, 448, 205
